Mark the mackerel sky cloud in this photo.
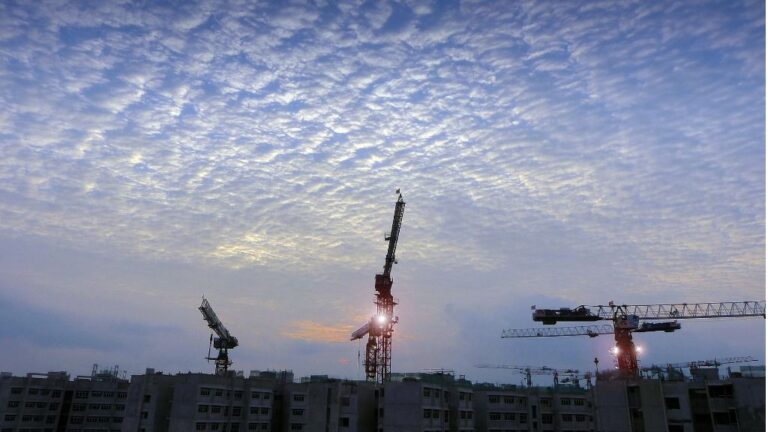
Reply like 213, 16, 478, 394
0, 0, 764, 382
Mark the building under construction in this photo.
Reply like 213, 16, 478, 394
0, 363, 764, 432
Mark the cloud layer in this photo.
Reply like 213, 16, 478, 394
0, 0, 764, 379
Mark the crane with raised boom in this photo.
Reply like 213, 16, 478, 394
199, 297, 239, 375
350, 191, 406, 384
502, 301, 765, 377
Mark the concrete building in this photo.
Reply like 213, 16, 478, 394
593, 371, 765, 432
0, 370, 129, 432
378, 372, 474, 432
1, 366, 764, 432
122, 369, 291, 432
281, 376, 375, 432
473, 383, 593, 432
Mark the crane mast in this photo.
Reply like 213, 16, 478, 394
199, 297, 239, 375
351, 192, 406, 384
505, 300, 765, 377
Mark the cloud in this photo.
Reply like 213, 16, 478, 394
0, 0, 763, 377
282, 320, 355, 344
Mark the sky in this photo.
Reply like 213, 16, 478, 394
0, 0, 764, 385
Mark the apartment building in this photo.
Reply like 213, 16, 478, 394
377, 372, 474, 432
473, 383, 593, 432
594, 373, 765, 432
0, 370, 129, 432
281, 376, 375, 432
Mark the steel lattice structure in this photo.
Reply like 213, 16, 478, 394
582, 301, 765, 320
502, 325, 614, 338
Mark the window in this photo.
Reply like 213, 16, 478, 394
290, 424, 303, 431
51, 390, 62, 398
423, 388, 430, 398
709, 385, 734, 398
562, 414, 573, 422
230, 424, 240, 432
91, 391, 103, 397
576, 414, 586, 422
70, 416, 84, 424
210, 423, 220, 430
234, 391, 243, 399
87, 416, 99, 423
101, 404, 111, 410
540, 398, 551, 407
232, 407, 241, 416
432, 409, 439, 419
211, 406, 221, 414
141, 411, 148, 419
560, 398, 571, 406
3, 415, 15, 421
263, 393, 270, 400
25, 402, 36, 408
11, 387, 22, 394
444, 391, 450, 400
519, 413, 527, 423
143, 395, 151, 403
291, 409, 304, 416
215, 390, 223, 397
29, 388, 39, 395
424, 409, 432, 419
260, 407, 268, 415
75, 391, 89, 399
117, 392, 127, 399
713, 411, 737, 425
249, 407, 258, 415
248, 424, 258, 431
341, 396, 350, 406
199, 405, 209, 413
201, 388, 211, 396
293, 394, 305, 402
503, 396, 514, 404
72, 404, 86, 411
116, 404, 125, 411
49, 402, 59, 410
251, 391, 260, 399
665, 397, 680, 410
488, 395, 500, 403
7, 401, 19, 408
103, 392, 114, 397
489, 412, 501, 421
503, 413, 514, 421
542, 413, 553, 424
196, 423, 206, 431
574, 398, 585, 406
113, 417, 123, 423
341, 417, 350, 427
668, 424, 684, 432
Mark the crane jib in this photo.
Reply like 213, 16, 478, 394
381, 195, 405, 279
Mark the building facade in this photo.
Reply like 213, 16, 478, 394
1, 367, 764, 432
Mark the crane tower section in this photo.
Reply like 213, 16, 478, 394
351, 192, 405, 384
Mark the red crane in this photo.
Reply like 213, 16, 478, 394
503, 301, 765, 376
350, 191, 406, 383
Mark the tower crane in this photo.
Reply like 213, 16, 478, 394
350, 191, 406, 384
475, 364, 580, 388
199, 297, 239, 375
502, 301, 765, 377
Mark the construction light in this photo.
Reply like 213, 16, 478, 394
376, 315, 388, 326
611, 346, 620, 356
635, 346, 643, 354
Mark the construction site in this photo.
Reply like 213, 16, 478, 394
0, 194, 765, 432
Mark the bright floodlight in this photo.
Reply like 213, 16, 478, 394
376, 315, 388, 326
611, 346, 620, 355
635, 346, 643, 354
